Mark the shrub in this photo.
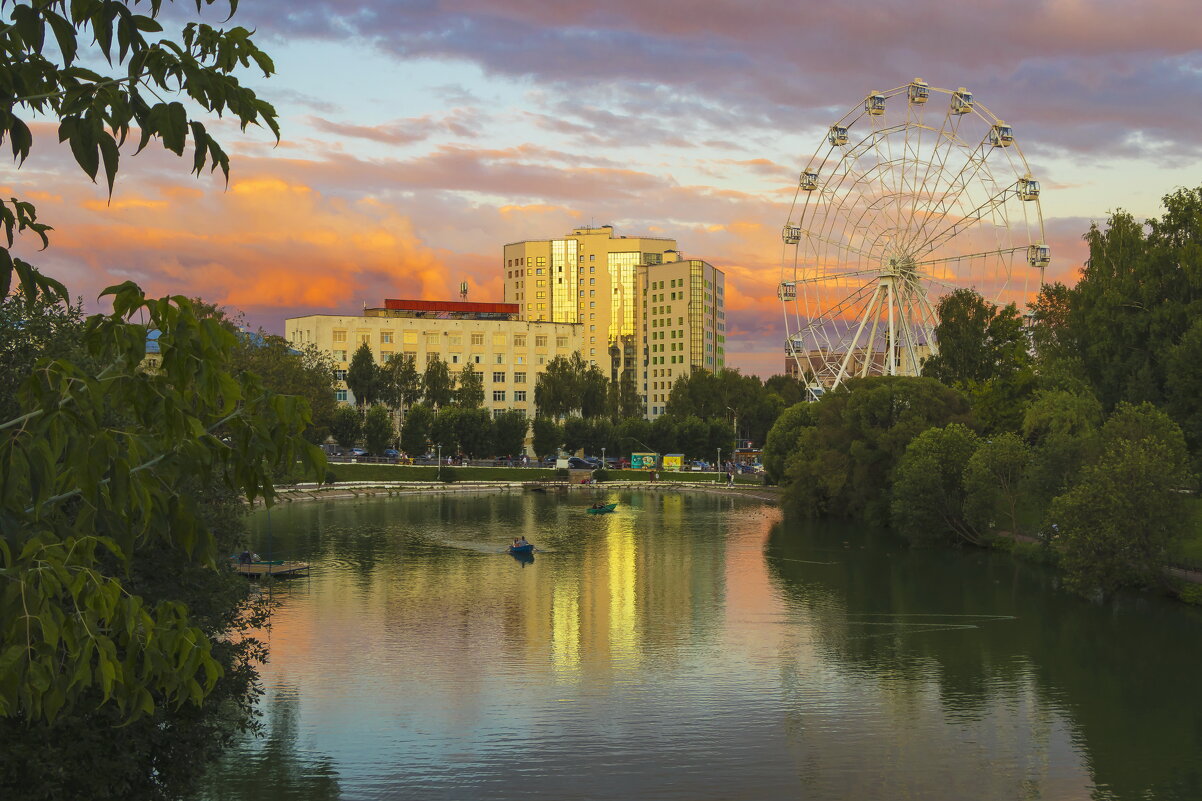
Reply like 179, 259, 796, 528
592, 468, 610, 483
324, 470, 337, 485
439, 466, 459, 483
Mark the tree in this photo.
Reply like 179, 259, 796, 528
784, 376, 972, 525
890, 423, 982, 546
422, 355, 453, 409
454, 407, 493, 457
1049, 403, 1191, 596
532, 417, 563, 459
492, 410, 529, 458
0, 4, 318, 796
616, 416, 653, 457
429, 407, 461, 452
764, 374, 806, 407
232, 335, 337, 445
363, 405, 395, 455
380, 353, 422, 413
454, 363, 484, 409
921, 288, 1034, 433
330, 406, 362, 450
762, 402, 814, 484
534, 353, 608, 418
610, 372, 643, 421
963, 433, 1032, 538
400, 404, 433, 456
675, 415, 710, 459
1021, 389, 1103, 512
649, 414, 678, 455
562, 416, 591, 454
0, 293, 88, 422
346, 342, 379, 407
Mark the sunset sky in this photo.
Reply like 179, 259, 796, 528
7, 0, 1202, 377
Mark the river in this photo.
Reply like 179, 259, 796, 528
200, 489, 1202, 800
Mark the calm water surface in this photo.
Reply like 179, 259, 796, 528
202, 490, 1202, 800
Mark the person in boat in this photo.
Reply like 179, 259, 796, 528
591, 502, 605, 510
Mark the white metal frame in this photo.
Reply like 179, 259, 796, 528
780, 80, 1047, 392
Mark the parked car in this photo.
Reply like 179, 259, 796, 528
567, 457, 592, 469
582, 456, 602, 468
350, 448, 368, 457
383, 448, 400, 459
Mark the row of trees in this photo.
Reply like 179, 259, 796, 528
765, 185, 1202, 599
531, 415, 735, 462
345, 343, 484, 411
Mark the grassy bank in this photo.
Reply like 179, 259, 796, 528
318, 463, 766, 486
1176, 497, 1202, 569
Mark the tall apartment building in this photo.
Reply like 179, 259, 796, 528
502, 226, 726, 418
285, 299, 582, 418
638, 256, 726, 417
502, 226, 678, 384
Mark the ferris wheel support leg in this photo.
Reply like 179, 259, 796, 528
886, 278, 897, 376
835, 282, 885, 388
861, 295, 884, 378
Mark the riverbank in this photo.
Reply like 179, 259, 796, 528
263, 479, 784, 506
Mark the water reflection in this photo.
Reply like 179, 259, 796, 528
766, 516, 1202, 801
199, 492, 1202, 801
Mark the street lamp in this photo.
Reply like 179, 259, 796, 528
717, 447, 722, 482
602, 446, 606, 469
437, 444, 441, 480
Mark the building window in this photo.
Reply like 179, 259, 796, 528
536, 291, 546, 299
359, 333, 370, 344
492, 333, 506, 346
514, 390, 527, 402
425, 335, 439, 348
426, 352, 439, 363
334, 369, 347, 381
514, 372, 526, 383
404, 331, 418, 345
517, 355, 525, 364
536, 335, 548, 347
332, 330, 347, 343
493, 390, 506, 402
536, 279, 546, 288
556, 337, 568, 347
514, 335, 526, 347
471, 333, 484, 346
335, 389, 347, 402
536, 268, 545, 275
492, 371, 506, 382
381, 331, 393, 344
448, 335, 462, 346
334, 350, 347, 362
495, 353, 504, 364
451, 354, 460, 363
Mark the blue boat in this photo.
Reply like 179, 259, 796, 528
586, 502, 617, 515
508, 543, 535, 556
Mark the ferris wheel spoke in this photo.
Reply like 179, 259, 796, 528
909, 180, 1022, 259
913, 245, 1028, 269
903, 136, 995, 253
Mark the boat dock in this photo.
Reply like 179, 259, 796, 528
234, 561, 311, 578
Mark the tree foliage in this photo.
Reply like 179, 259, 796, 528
762, 402, 814, 484
400, 404, 433, 456
1049, 403, 1191, 596
783, 376, 972, 525
345, 342, 378, 407
534, 353, 608, 419
454, 363, 484, 409
232, 335, 336, 445
492, 410, 529, 458
891, 423, 982, 546
363, 405, 394, 455
422, 355, 453, 409
531, 417, 562, 459
963, 433, 1032, 538
379, 353, 422, 412
329, 406, 361, 450
429, 406, 459, 452
454, 407, 492, 457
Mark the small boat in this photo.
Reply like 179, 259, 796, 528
508, 543, 535, 555
586, 503, 618, 515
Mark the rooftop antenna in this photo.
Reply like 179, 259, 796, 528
459, 281, 469, 302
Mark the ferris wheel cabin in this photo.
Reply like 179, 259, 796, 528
1018, 175, 1041, 201
951, 88, 974, 115
908, 79, 929, 104
989, 122, 1015, 147
778, 282, 797, 301
1028, 244, 1051, 268
782, 225, 801, 245
828, 125, 849, 147
865, 92, 886, 116
800, 170, 819, 191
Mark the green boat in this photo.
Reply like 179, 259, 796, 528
586, 502, 617, 515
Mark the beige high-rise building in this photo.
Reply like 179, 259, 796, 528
638, 256, 726, 417
503, 226, 678, 385
285, 299, 582, 418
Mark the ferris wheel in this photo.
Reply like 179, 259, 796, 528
780, 79, 1047, 394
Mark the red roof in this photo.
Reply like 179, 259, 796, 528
382, 299, 519, 314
